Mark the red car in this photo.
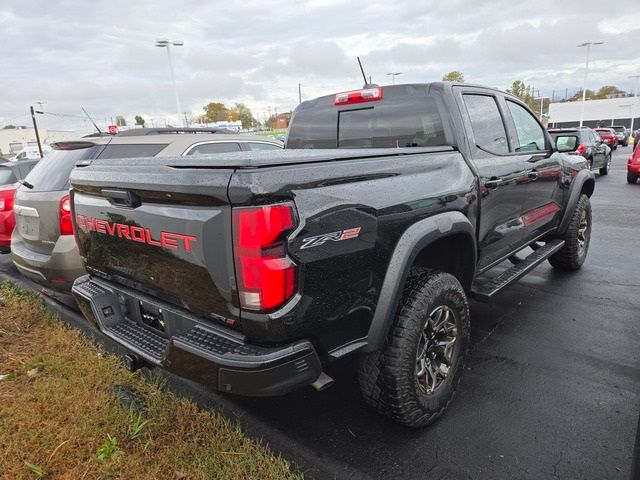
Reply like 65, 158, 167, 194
594, 128, 618, 150
628, 145, 640, 184
0, 159, 39, 252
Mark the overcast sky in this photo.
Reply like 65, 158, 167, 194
1, 0, 639, 132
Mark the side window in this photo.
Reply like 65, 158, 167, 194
245, 142, 283, 151
506, 101, 546, 152
462, 94, 509, 154
185, 142, 242, 155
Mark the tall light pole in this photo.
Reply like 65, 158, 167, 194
155, 39, 184, 127
577, 41, 604, 127
629, 74, 640, 135
386, 72, 402, 84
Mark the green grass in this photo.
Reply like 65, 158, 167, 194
0, 281, 302, 480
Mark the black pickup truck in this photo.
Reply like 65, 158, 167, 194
70, 83, 595, 427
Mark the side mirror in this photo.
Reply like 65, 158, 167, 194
555, 135, 579, 153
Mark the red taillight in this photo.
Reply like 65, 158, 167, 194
59, 194, 73, 235
334, 87, 383, 106
576, 144, 586, 156
0, 186, 16, 212
233, 203, 297, 311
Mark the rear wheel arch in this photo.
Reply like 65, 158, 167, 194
363, 212, 476, 352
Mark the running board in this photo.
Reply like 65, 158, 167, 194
471, 239, 565, 301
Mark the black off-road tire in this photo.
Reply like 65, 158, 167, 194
599, 154, 611, 175
549, 194, 592, 271
358, 269, 470, 428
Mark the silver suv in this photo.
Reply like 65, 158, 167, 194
11, 128, 282, 291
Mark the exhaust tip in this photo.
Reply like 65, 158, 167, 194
311, 372, 335, 392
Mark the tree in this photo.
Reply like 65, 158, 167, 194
115, 115, 127, 126
592, 85, 628, 100
230, 103, 257, 129
202, 102, 229, 123
2, 125, 17, 130
442, 71, 465, 83
507, 80, 536, 110
134, 115, 145, 127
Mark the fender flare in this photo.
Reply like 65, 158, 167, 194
363, 211, 476, 352
557, 169, 595, 235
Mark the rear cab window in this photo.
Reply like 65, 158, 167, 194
287, 84, 450, 149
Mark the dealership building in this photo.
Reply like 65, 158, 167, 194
0, 126, 75, 157
548, 97, 640, 130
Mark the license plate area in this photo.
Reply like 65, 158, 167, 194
138, 300, 166, 333
15, 206, 40, 240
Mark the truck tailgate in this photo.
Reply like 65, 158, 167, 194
70, 160, 237, 323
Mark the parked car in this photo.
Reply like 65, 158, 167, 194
0, 158, 39, 252
11, 128, 282, 291
628, 144, 640, 184
594, 127, 618, 150
611, 125, 630, 147
548, 127, 611, 175
70, 83, 594, 427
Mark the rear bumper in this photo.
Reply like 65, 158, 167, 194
10, 234, 85, 290
628, 164, 640, 175
72, 275, 322, 396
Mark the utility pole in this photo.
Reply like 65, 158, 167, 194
29, 106, 43, 158
298, 83, 302, 104
268, 106, 272, 129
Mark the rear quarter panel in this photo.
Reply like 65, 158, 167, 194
229, 151, 477, 353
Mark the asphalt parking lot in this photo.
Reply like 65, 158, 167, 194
1, 147, 638, 479
232, 146, 640, 479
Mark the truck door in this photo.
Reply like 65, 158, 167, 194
500, 97, 563, 245
458, 91, 532, 270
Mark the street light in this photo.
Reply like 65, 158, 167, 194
386, 72, 402, 84
577, 41, 604, 127
155, 38, 184, 126
629, 74, 640, 135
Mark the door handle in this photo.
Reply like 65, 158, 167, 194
528, 170, 539, 180
484, 177, 503, 189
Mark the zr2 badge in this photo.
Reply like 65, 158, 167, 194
300, 227, 362, 250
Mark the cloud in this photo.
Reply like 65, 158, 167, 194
0, 0, 639, 132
